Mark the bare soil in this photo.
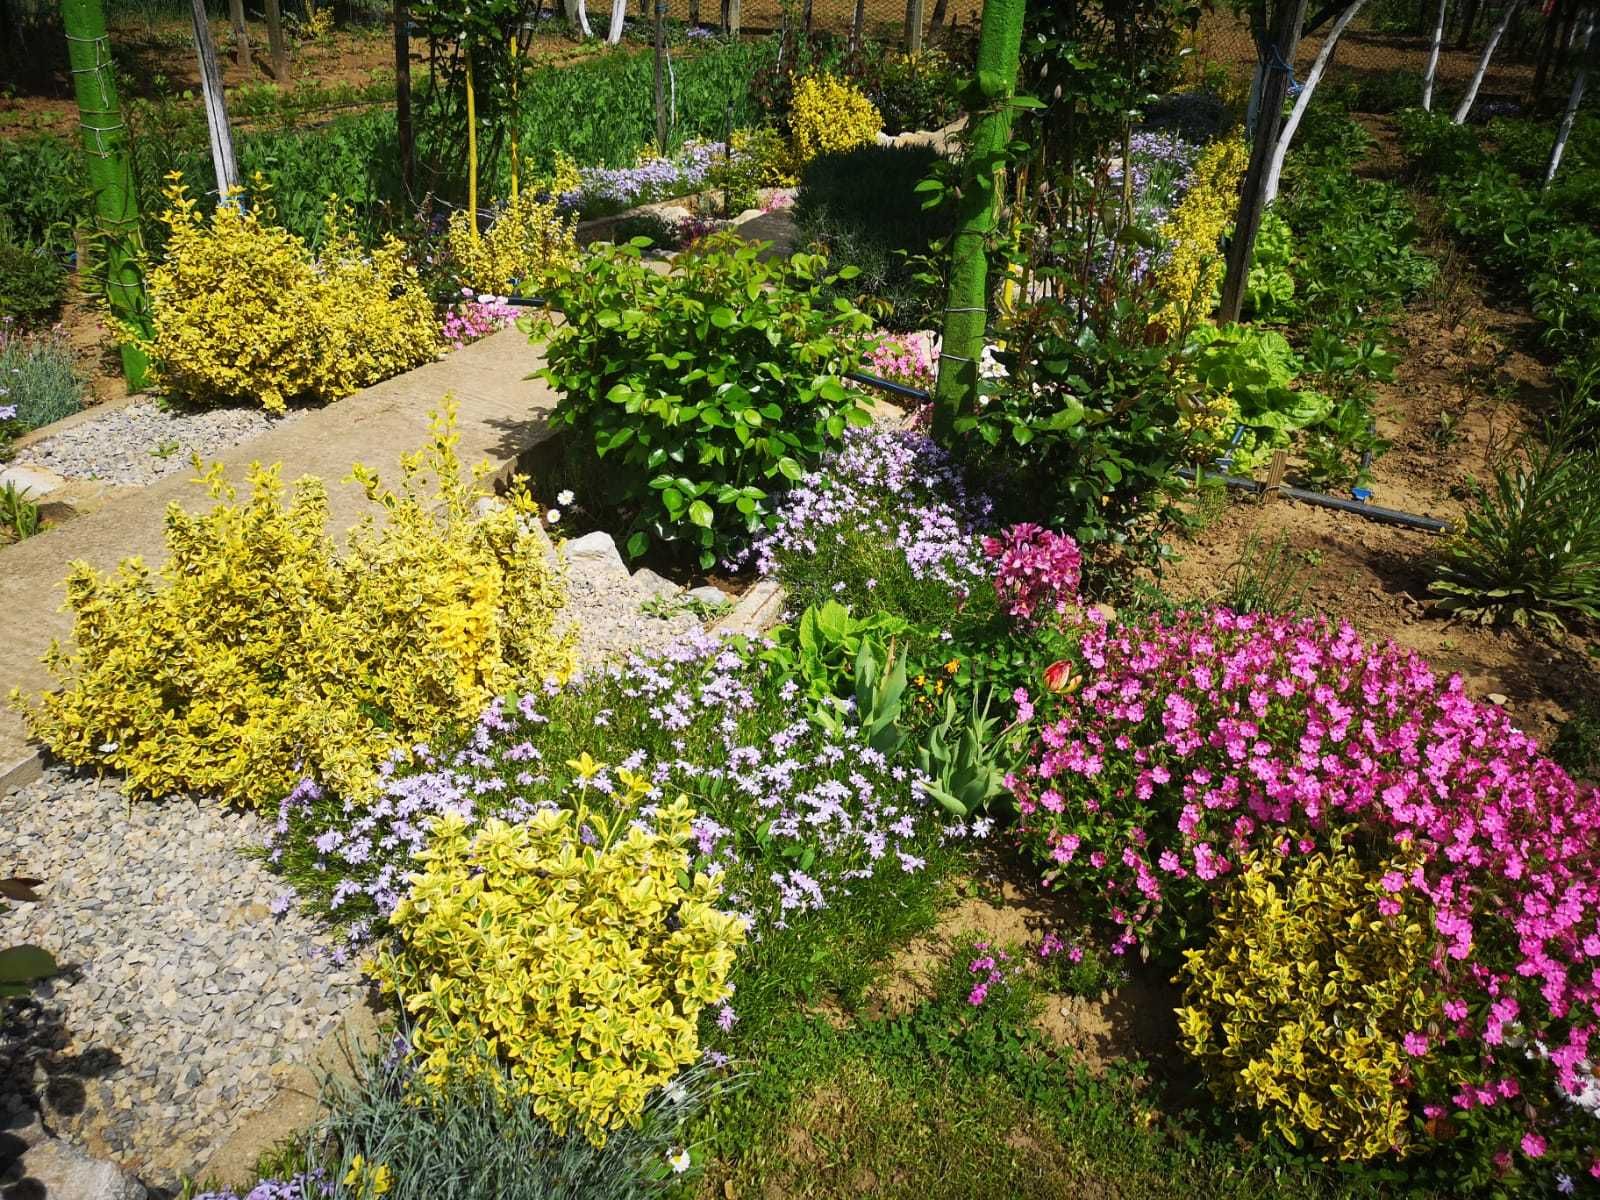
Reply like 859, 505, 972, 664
1163, 118, 1599, 747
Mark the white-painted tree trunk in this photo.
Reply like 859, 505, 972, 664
1422, 0, 1449, 109
1544, 8, 1595, 186
607, 0, 626, 42
564, 0, 593, 37
1263, 0, 1370, 206
1453, 0, 1524, 123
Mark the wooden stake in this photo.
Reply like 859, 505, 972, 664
904, 0, 924, 51
264, 0, 288, 80
1218, 0, 1312, 325
1263, 449, 1289, 501
191, 0, 240, 198
394, 0, 413, 201
653, 0, 668, 151
228, 0, 251, 69
850, 0, 864, 48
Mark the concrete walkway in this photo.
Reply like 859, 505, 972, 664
0, 326, 556, 786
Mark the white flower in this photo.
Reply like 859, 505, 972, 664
667, 1147, 691, 1174
545, 508, 561, 524
98, 741, 118, 753
664, 1080, 689, 1106
557, 489, 575, 506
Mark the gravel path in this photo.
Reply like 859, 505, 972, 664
0, 530, 733, 1193
17, 400, 302, 487
0, 771, 361, 1191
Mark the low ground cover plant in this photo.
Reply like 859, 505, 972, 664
792, 144, 947, 331
530, 233, 877, 568
0, 319, 83, 456
135, 177, 437, 412
17, 406, 572, 809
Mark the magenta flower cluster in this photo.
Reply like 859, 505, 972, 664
981, 523, 1082, 625
1011, 607, 1600, 1179
865, 330, 937, 395
967, 941, 1011, 1006
441, 291, 520, 350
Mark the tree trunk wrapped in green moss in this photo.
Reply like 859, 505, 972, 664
931, 0, 1024, 439
60, 0, 149, 388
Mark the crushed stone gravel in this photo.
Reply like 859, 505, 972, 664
17, 401, 302, 487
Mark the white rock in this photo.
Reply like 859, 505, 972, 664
3, 1137, 147, 1199
686, 584, 728, 607
0, 463, 67, 498
564, 531, 628, 579
631, 568, 680, 600
1486, 693, 1508, 706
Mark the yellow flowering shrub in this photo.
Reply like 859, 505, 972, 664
1152, 139, 1248, 331
790, 74, 883, 165
138, 176, 438, 413
370, 775, 745, 1146
445, 189, 578, 296
16, 404, 573, 809
1176, 837, 1435, 1161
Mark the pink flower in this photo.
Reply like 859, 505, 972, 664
1522, 1132, 1547, 1158
1402, 1031, 1429, 1057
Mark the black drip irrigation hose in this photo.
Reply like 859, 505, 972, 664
842, 371, 1452, 535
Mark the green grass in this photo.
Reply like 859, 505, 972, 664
697, 910, 1391, 1200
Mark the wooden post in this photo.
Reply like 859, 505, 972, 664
653, 0, 668, 150
264, 0, 288, 80
850, 0, 865, 48
228, 0, 251, 68
1532, 0, 1569, 97
191, 0, 240, 198
689, 0, 700, 28
1218, 0, 1311, 325
1454, 0, 1480, 46
904, 0, 925, 51
394, 0, 413, 201
802, 0, 813, 33
726, 0, 739, 37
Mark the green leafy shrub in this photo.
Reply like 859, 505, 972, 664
792, 143, 947, 331
1241, 210, 1294, 320
1395, 107, 1485, 177
16, 408, 574, 809
0, 241, 68, 325
1186, 323, 1329, 468
1430, 437, 1600, 631
371, 789, 745, 1147
1177, 837, 1436, 1161
0, 135, 83, 257
855, 47, 962, 135
531, 233, 876, 568
1551, 700, 1600, 784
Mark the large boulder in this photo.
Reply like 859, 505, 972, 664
1, 1136, 146, 1200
